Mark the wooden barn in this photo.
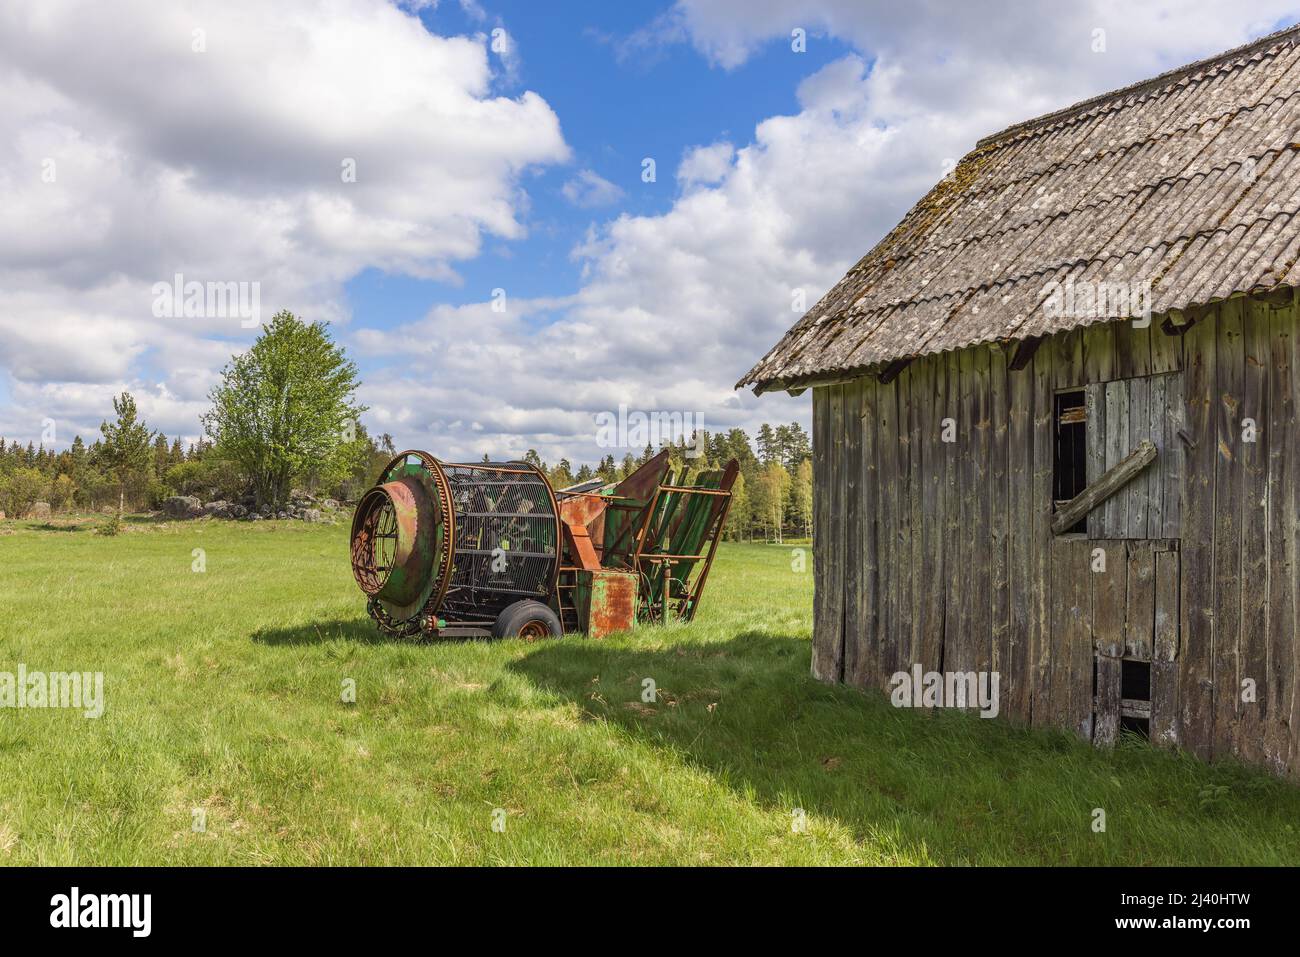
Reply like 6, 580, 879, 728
740, 27, 1300, 776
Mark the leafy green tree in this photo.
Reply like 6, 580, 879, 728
549, 458, 574, 488
791, 457, 813, 537
0, 467, 48, 518
723, 471, 750, 541
203, 311, 366, 508
756, 423, 778, 465
49, 474, 77, 512
751, 461, 791, 543
100, 392, 156, 516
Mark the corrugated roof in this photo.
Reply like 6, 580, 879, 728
740, 24, 1300, 393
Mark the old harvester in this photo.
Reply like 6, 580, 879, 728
349, 450, 738, 639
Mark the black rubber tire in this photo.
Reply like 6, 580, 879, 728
492, 600, 562, 639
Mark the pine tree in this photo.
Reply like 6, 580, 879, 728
99, 392, 156, 517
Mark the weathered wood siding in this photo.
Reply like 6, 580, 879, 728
811, 291, 1300, 776
1085, 372, 1183, 539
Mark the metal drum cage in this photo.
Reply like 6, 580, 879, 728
439, 462, 560, 625
350, 452, 559, 635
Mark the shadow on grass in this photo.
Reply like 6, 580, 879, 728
509, 631, 1300, 865
250, 616, 423, 647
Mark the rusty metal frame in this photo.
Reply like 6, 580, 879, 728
629, 460, 737, 623
379, 450, 456, 617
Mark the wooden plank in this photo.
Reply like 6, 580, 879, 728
810, 386, 834, 680
942, 349, 961, 684
876, 375, 899, 684
1094, 656, 1122, 747
918, 356, 944, 675
1054, 328, 1083, 391
1179, 305, 1217, 759
1091, 541, 1126, 746
1151, 546, 1181, 747
896, 364, 917, 672
848, 375, 879, 688
1083, 321, 1116, 384
1267, 296, 1297, 771
1092, 543, 1127, 660
838, 379, 861, 687
1127, 376, 1150, 537
1085, 381, 1106, 538
1117, 316, 1153, 380
1163, 371, 1185, 538
972, 346, 993, 679
1052, 539, 1092, 736
990, 345, 1011, 710
1212, 297, 1244, 760
1150, 311, 1182, 375
1052, 440, 1157, 535
1238, 299, 1269, 766
1283, 293, 1300, 777
1146, 372, 1167, 538
1007, 340, 1033, 722
1124, 542, 1155, 660
1104, 379, 1129, 534
1030, 339, 1055, 725
908, 362, 926, 672
954, 348, 977, 676
1009, 335, 1045, 372
816, 382, 847, 681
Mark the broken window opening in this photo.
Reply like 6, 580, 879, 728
1121, 659, 1151, 701
1120, 659, 1151, 740
1053, 390, 1088, 535
1121, 716, 1151, 739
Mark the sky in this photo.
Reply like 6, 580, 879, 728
3, 0, 1300, 465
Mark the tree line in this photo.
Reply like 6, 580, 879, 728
0, 310, 812, 541
520, 420, 812, 543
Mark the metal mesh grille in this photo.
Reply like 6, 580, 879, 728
439, 463, 558, 618
351, 488, 397, 595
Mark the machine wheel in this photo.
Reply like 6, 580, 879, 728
492, 600, 562, 640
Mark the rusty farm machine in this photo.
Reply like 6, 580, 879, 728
348, 450, 738, 639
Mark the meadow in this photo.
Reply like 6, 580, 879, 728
0, 514, 1297, 865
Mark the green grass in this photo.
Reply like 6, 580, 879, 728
0, 513, 1297, 865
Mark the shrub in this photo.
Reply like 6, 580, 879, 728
97, 514, 124, 537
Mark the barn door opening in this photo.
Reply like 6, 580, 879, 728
1049, 372, 1184, 748
1088, 540, 1180, 748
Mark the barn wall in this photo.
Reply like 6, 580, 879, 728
812, 291, 1300, 776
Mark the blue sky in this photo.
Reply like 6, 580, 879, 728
346, 1, 857, 326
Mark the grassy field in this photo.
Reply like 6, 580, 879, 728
0, 514, 1298, 865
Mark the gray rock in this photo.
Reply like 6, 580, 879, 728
302, 509, 323, 523
201, 500, 249, 520
163, 496, 202, 519
24, 502, 52, 520
322, 499, 340, 511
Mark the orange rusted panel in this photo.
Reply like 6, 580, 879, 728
577, 568, 637, 638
